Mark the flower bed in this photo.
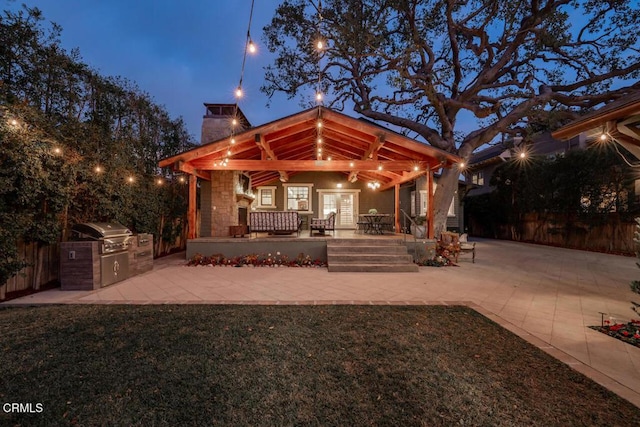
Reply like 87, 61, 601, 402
187, 252, 326, 268
589, 319, 640, 348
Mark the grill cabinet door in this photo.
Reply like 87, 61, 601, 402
101, 252, 129, 287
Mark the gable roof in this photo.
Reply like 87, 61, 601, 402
159, 107, 461, 190
552, 91, 640, 159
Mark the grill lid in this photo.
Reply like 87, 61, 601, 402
71, 222, 132, 240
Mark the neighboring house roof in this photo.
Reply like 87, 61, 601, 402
159, 106, 462, 190
468, 143, 510, 169
552, 90, 640, 160
552, 91, 640, 140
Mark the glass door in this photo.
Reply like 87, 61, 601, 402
320, 192, 357, 228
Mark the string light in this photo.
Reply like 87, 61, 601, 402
314, 0, 324, 161
225, 0, 257, 167
95, 165, 102, 173
368, 181, 381, 190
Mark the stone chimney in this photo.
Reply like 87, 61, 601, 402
200, 103, 251, 144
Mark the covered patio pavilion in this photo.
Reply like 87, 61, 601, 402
159, 106, 462, 246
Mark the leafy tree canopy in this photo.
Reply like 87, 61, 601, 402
263, 0, 640, 233
0, 5, 195, 284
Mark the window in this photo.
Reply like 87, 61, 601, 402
283, 184, 313, 213
413, 184, 456, 218
256, 186, 277, 209
472, 172, 484, 186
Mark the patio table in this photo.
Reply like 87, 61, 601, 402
363, 214, 390, 234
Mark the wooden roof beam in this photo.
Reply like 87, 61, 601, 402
348, 134, 386, 182
379, 170, 425, 191
194, 159, 430, 171
254, 133, 291, 182
173, 161, 211, 181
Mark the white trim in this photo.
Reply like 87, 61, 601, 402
282, 183, 314, 213
256, 186, 277, 209
317, 189, 360, 229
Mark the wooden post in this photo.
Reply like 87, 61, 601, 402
427, 167, 434, 239
188, 174, 197, 239
394, 183, 400, 233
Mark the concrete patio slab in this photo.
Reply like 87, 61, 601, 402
4, 238, 640, 407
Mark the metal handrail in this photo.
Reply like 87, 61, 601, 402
399, 209, 419, 261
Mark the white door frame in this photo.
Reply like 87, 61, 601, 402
317, 189, 361, 229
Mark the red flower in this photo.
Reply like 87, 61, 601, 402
604, 320, 611, 324
622, 331, 630, 336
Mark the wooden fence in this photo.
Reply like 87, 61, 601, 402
1, 214, 195, 302
467, 212, 637, 255
0, 241, 59, 301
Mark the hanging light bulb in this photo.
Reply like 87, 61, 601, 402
235, 87, 243, 98
248, 38, 256, 54
349, 161, 355, 168
600, 133, 608, 141
232, 118, 238, 126
316, 39, 324, 50
413, 165, 419, 171
231, 137, 236, 145
317, 137, 322, 144
95, 165, 102, 173
316, 91, 323, 102
128, 176, 135, 183
156, 178, 163, 185
317, 120, 323, 129
227, 149, 232, 156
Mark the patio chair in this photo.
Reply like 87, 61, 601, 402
458, 233, 476, 263
310, 212, 336, 236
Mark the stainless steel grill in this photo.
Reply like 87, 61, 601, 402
70, 222, 133, 287
71, 222, 133, 254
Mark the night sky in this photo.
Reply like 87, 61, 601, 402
5, 0, 303, 142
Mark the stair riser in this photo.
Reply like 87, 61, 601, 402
328, 255, 413, 264
328, 264, 419, 273
328, 246, 409, 254
329, 239, 405, 246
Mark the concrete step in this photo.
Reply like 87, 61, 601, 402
328, 245, 409, 254
329, 238, 405, 246
328, 254, 413, 264
328, 263, 419, 273
326, 239, 417, 273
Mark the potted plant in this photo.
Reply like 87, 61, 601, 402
411, 215, 427, 238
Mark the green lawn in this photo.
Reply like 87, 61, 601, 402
1, 305, 638, 426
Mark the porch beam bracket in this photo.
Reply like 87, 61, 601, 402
174, 161, 210, 181
348, 134, 386, 182
255, 133, 289, 181
378, 170, 425, 192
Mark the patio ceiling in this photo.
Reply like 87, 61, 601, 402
159, 107, 461, 190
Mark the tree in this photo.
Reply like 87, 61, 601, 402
262, 0, 640, 235
0, 5, 196, 285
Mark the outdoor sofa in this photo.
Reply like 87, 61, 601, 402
250, 211, 303, 236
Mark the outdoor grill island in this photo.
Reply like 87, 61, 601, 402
60, 222, 153, 290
